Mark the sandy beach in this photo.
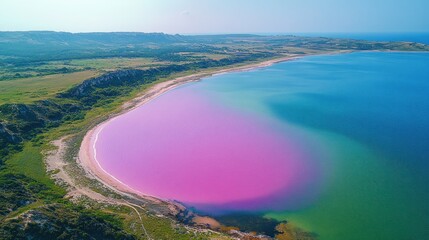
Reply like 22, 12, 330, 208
78, 55, 300, 205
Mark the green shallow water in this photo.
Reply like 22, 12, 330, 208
266, 130, 428, 239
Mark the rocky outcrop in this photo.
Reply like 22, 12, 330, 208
0, 122, 22, 158
59, 69, 147, 98
59, 66, 188, 99
0, 123, 21, 144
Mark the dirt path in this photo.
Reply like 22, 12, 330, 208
45, 136, 153, 239
125, 202, 152, 240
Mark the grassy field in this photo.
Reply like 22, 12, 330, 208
63, 57, 167, 70
0, 53, 237, 105
0, 70, 99, 104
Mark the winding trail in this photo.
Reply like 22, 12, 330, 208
125, 202, 152, 240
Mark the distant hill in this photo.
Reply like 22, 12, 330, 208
0, 31, 264, 62
0, 31, 187, 45
1, 31, 428, 64
0, 31, 188, 56
0, 31, 265, 51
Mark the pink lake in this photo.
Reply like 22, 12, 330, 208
94, 86, 321, 211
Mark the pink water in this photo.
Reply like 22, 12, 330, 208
94, 87, 322, 211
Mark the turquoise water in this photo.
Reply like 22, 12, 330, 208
192, 52, 429, 239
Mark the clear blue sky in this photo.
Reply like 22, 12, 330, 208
1, 0, 428, 33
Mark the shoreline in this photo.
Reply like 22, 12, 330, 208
78, 54, 304, 206
75, 49, 392, 231
77, 50, 356, 213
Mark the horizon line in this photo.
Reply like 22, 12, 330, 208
1, 30, 429, 35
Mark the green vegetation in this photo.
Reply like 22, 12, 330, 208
275, 223, 317, 240
0, 31, 428, 239
214, 213, 282, 237
0, 203, 137, 240
0, 71, 98, 104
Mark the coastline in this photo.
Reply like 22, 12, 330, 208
76, 50, 357, 215
62, 49, 414, 233
78, 54, 303, 206
62, 49, 424, 204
